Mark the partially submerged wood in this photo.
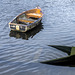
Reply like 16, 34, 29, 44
9, 7, 43, 32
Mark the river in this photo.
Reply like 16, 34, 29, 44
0, 0, 75, 75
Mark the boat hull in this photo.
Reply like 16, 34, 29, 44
9, 18, 42, 32
9, 7, 43, 32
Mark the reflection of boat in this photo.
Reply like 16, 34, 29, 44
9, 7, 43, 32
9, 23, 43, 40
41, 45, 75, 66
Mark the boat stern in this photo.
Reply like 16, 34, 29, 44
9, 23, 27, 32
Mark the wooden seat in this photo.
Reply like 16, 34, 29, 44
25, 8, 42, 18
26, 13, 42, 18
18, 19, 34, 23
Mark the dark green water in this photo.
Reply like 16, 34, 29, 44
0, 0, 75, 75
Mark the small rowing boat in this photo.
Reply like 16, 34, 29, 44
9, 7, 43, 32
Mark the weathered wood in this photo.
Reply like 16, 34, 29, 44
18, 19, 34, 23
9, 7, 43, 32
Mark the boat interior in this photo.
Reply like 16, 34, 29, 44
16, 13, 38, 25
12, 8, 42, 25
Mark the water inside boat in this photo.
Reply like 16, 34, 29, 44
16, 13, 38, 25
12, 8, 43, 25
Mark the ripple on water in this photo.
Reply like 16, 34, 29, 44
0, 0, 75, 75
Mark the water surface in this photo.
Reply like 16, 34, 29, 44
0, 0, 75, 75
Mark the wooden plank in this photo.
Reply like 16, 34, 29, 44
18, 19, 34, 23
26, 13, 42, 18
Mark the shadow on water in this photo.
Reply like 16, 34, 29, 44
9, 23, 43, 40
41, 45, 75, 67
